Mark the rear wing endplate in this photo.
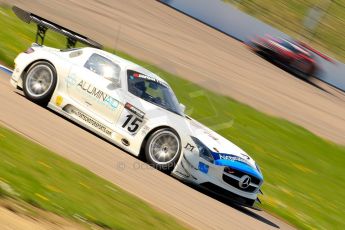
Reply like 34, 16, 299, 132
12, 6, 102, 49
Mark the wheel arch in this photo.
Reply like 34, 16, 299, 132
18, 59, 56, 89
139, 125, 181, 161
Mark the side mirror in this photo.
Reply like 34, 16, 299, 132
179, 103, 186, 113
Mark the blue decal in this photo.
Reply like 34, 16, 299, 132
215, 159, 263, 180
104, 96, 119, 110
208, 151, 263, 179
198, 162, 209, 174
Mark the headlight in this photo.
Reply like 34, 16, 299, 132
191, 137, 214, 164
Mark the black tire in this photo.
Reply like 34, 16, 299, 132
145, 128, 181, 172
290, 59, 311, 80
307, 64, 317, 77
23, 61, 57, 106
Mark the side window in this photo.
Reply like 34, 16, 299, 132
84, 53, 121, 83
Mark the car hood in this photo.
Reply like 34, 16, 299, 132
187, 117, 263, 179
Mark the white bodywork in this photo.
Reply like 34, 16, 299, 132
11, 45, 263, 205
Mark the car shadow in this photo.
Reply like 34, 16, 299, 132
180, 181, 281, 229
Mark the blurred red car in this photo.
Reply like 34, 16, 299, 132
249, 35, 334, 78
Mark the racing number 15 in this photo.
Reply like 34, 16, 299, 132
122, 114, 142, 133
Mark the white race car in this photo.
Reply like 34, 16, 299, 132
11, 7, 263, 207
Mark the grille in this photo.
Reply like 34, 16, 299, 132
224, 167, 261, 185
222, 174, 256, 193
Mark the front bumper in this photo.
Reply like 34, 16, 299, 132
10, 52, 29, 89
199, 182, 256, 207
173, 153, 263, 204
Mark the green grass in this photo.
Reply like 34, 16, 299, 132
224, 0, 345, 62
1, 5, 345, 230
0, 126, 187, 230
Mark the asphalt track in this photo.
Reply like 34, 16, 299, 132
0, 0, 344, 229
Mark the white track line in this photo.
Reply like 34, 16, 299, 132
0, 65, 13, 75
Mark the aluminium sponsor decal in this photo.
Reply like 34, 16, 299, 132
65, 74, 119, 111
77, 80, 119, 110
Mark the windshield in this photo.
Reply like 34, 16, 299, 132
279, 40, 296, 52
127, 70, 182, 115
279, 39, 311, 57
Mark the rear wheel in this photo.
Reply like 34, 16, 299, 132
145, 128, 181, 172
23, 61, 57, 106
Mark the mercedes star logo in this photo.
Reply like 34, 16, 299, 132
239, 175, 251, 189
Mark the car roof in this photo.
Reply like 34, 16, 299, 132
81, 47, 169, 86
273, 37, 311, 56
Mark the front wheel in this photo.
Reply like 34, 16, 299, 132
291, 59, 314, 79
23, 61, 57, 106
145, 128, 181, 172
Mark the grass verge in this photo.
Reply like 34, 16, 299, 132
0, 126, 187, 230
0, 5, 345, 230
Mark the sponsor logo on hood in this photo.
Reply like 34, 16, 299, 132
218, 153, 250, 165
214, 153, 263, 179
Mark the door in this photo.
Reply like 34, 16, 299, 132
66, 53, 123, 124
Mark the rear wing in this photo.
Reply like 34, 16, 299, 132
12, 6, 102, 49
